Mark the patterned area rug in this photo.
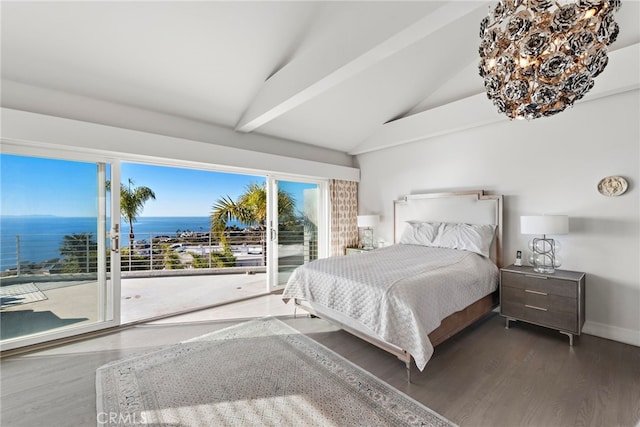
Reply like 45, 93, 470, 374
0, 283, 48, 308
96, 317, 456, 427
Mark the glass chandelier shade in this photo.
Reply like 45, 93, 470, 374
479, 0, 621, 120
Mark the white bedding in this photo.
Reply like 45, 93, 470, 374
282, 244, 499, 370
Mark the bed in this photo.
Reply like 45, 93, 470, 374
282, 190, 503, 381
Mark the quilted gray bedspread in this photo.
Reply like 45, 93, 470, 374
282, 244, 499, 370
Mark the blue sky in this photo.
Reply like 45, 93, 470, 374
120, 162, 265, 217
1, 154, 314, 217
1, 155, 100, 216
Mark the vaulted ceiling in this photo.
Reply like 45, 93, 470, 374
2, 1, 639, 156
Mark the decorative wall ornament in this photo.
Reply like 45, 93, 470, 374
479, 0, 621, 120
598, 176, 628, 196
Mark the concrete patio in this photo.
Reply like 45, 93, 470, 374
1, 272, 293, 341
121, 272, 270, 323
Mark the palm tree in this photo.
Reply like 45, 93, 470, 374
211, 182, 295, 265
59, 232, 98, 273
107, 178, 156, 271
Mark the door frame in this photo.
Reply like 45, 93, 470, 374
266, 175, 329, 292
0, 141, 122, 351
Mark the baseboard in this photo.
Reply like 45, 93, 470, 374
583, 321, 640, 347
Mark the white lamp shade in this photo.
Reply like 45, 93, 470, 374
520, 215, 569, 235
357, 215, 379, 228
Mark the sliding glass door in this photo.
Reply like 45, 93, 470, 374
0, 151, 120, 350
267, 177, 327, 291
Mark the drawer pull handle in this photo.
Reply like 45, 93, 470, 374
525, 304, 548, 312
525, 289, 548, 296
524, 274, 548, 279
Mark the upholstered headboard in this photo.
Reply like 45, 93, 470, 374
393, 190, 503, 267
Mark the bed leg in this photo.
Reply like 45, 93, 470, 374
399, 353, 412, 383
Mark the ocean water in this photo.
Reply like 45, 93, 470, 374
0, 216, 248, 270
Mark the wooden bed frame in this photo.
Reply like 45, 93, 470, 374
294, 190, 503, 381
428, 291, 499, 347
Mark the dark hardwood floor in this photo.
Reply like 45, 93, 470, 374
1, 309, 639, 427
295, 313, 640, 427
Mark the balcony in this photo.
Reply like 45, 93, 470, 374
0, 228, 315, 342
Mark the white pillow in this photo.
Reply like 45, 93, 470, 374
399, 221, 442, 246
438, 223, 496, 258
399, 221, 496, 258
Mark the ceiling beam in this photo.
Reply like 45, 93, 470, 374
235, 1, 490, 133
350, 42, 640, 155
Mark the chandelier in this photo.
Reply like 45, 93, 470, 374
479, 0, 621, 120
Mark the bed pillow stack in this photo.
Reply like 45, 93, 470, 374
400, 221, 496, 258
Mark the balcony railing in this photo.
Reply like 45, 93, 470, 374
1, 227, 318, 280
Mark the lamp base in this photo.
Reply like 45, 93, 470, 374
529, 237, 560, 274
533, 265, 556, 274
361, 228, 374, 250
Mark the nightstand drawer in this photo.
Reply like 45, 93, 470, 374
501, 286, 577, 314
501, 301, 578, 333
501, 271, 577, 298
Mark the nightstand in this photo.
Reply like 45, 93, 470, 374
345, 247, 372, 255
500, 265, 585, 346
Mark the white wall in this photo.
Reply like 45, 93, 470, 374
356, 90, 640, 346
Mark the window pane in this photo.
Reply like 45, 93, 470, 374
0, 154, 107, 342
